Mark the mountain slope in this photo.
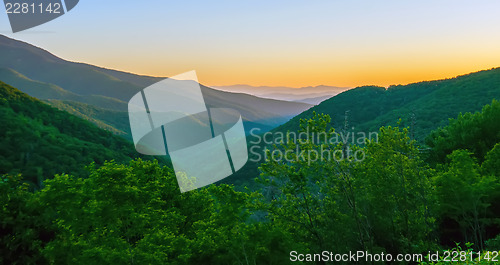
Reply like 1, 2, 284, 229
0, 67, 128, 110
358, 68, 500, 139
45, 99, 131, 137
224, 68, 500, 189
0, 35, 140, 101
0, 81, 140, 187
0, 34, 311, 131
276, 68, 500, 141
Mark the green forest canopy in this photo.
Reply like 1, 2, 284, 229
0, 81, 140, 187
1, 96, 500, 264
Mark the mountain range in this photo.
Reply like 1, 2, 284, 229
0, 34, 313, 137
1, 34, 499, 189
212, 84, 349, 104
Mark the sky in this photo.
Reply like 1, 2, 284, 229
1, 0, 500, 88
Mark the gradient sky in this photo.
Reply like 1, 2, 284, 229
1, 0, 500, 87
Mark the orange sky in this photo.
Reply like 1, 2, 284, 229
4, 1, 500, 88
96, 40, 500, 88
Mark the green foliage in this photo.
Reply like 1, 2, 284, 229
0, 175, 51, 265
258, 102, 500, 262
258, 113, 435, 259
425, 100, 500, 249
0, 81, 139, 186
2, 159, 293, 265
277, 68, 500, 142
433, 150, 499, 249
482, 143, 500, 176
355, 126, 435, 253
485, 234, 500, 250
38, 159, 210, 264
46, 99, 131, 138
427, 100, 500, 164
1, 100, 500, 264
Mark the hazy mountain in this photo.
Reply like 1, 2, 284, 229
0, 34, 312, 133
293, 95, 333, 105
212, 84, 349, 103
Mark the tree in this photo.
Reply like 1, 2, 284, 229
434, 150, 498, 250
355, 126, 435, 254
0, 174, 51, 265
29, 159, 289, 264
427, 100, 500, 164
258, 113, 435, 259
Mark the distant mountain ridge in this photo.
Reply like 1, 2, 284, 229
0, 34, 312, 136
293, 95, 333, 105
212, 84, 349, 104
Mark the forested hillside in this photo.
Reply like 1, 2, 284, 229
277, 68, 500, 141
225, 68, 500, 189
2, 99, 499, 264
45, 99, 131, 138
0, 81, 140, 187
257, 101, 500, 262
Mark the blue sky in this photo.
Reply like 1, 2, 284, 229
1, 0, 500, 87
